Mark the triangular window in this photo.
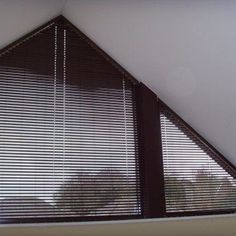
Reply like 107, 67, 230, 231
160, 104, 236, 214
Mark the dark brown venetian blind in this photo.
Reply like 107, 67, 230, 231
0, 18, 140, 224
160, 104, 236, 214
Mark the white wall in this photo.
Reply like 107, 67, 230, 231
0, 0, 65, 49
1, 214, 236, 236
63, 0, 236, 165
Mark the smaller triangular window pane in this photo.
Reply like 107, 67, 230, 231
160, 105, 236, 213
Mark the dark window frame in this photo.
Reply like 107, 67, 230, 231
0, 15, 236, 224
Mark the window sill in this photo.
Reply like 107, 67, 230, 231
1, 213, 236, 236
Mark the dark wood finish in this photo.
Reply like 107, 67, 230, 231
136, 83, 166, 218
166, 208, 236, 217
0, 215, 142, 224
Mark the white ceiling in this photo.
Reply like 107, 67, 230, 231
0, 0, 236, 165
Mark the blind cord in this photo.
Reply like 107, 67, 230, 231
62, 29, 67, 192
122, 77, 129, 180
53, 25, 58, 205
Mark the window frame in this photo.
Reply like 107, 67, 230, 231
158, 100, 236, 217
0, 15, 236, 224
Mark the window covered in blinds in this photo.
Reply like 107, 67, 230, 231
160, 104, 236, 214
0, 17, 140, 224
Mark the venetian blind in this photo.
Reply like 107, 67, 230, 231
0, 19, 140, 224
160, 104, 236, 214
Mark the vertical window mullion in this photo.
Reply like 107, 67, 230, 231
136, 83, 166, 218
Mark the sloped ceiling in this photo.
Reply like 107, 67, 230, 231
0, 0, 66, 49
0, 0, 236, 165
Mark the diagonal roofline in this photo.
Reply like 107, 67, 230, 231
0, 15, 139, 85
